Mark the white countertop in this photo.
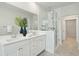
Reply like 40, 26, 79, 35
0, 32, 46, 45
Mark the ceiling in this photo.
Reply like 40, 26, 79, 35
36, 2, 77, 10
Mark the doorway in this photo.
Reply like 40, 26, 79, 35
55, 16, 79, 56
55, 19, 78, 55
66, 20, 76, 39
62, 19, 77, 49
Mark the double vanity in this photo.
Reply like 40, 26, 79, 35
0, 32, 46, 56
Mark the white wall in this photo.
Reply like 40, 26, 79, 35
55, 3, 79, 43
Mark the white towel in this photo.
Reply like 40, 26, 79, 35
7, 25, 12, 33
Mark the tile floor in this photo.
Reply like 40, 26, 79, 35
39, 37, 79, 56
55, 37, 79, 56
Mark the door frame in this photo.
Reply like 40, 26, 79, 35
61, 15, 79, 45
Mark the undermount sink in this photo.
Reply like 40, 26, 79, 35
6, 38, 19, 42
6, 33, 33, 42
6, 35, 20, 42
6, 39, 15, 42
27, 33, 34, 37
26, 32, 40, 37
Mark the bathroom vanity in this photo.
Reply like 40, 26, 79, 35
0, 33, 46, 56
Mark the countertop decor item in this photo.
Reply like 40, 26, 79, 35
15, 16, 28, 36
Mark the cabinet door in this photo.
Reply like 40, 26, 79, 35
40, 35, 46, 52
30, 35, 46, 56
30, 38, 40, 56
17, 43, 30, 56
4, 44, 17, 56
4, 40, 29, 56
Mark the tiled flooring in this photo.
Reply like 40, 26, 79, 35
55, 37, 79, 56
39, 37, 79, 56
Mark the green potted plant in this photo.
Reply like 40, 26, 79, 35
15, 16, 28, 36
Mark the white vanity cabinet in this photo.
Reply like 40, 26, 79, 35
30, 35, 46, 56
2, 40, 30, 56
0, 33, 46, 56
